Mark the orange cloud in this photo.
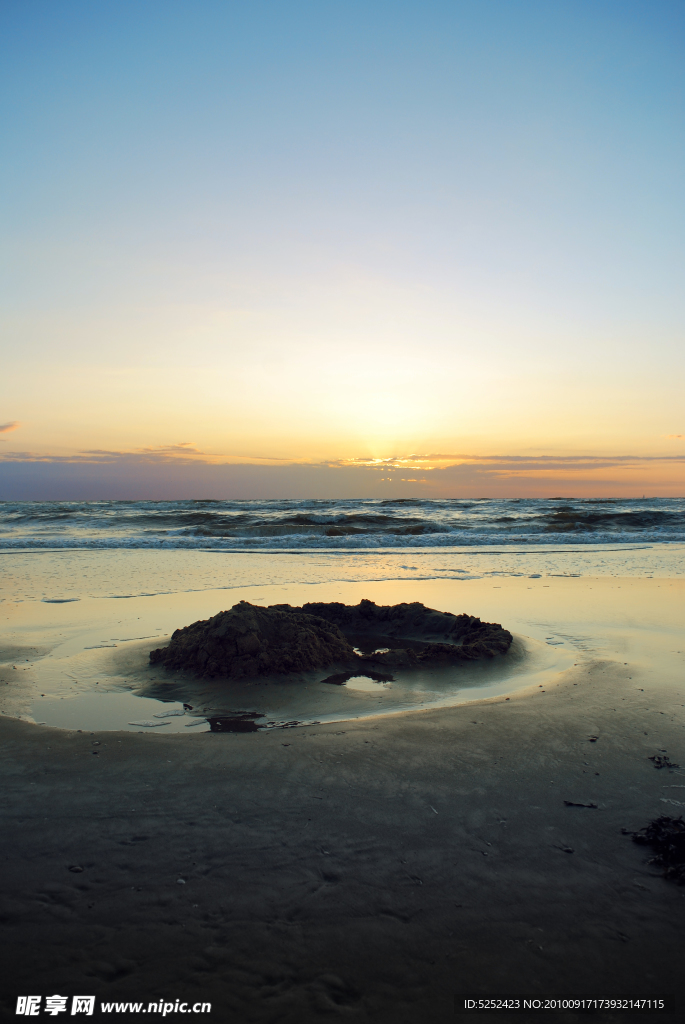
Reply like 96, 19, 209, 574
0, 450, 683, 500
135, 442, 204, 456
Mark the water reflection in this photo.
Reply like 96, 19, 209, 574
343, 675, 393, 693
25, 630, 572, 733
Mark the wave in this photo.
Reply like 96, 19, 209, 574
0, 530, 683, 550
1, 498, 683, 550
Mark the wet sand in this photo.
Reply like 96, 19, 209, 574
1, 577, 685, 1021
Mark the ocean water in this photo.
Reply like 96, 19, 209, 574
1, 497, 684, 550
1, 498, 683, 604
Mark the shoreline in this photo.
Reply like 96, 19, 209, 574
1, 577, 684, 1020
1, 543, 683, 609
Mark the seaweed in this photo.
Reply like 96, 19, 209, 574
648, 755, 681, 770
623, 816, 685, 884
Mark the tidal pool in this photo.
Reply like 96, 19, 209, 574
21, 625, 571, 733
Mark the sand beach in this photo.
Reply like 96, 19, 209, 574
2, 554, 685, 1022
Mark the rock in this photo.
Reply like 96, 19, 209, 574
287, 599, 513, 661
150, 599, 513, 681
150, 601, 356, 679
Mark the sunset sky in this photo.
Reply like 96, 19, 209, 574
1, 0, 684, 498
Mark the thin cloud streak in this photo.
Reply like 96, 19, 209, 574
1, 447, 684, 500
342, 453, 685, 470
0, 422, 19, 434
80, 446, 298, 463
3, 449, 685, 470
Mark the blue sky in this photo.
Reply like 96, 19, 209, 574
1, 0, 684, 497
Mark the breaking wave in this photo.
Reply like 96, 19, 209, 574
0, 498, 683, 550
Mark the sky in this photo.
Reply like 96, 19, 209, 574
1, 0, 684, 499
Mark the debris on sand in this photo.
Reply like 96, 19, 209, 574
649, 755, 681, 771
623, 816, 685, 884
128, 719, 171, 728
207, 713, 265, 733
149, 599, 513, 681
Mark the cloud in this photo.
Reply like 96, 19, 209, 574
668, 434, 684, 440
0, 446, 684, 500
340, 452, 685, 472
2, 449, 685, 474
0, 421, 19, 434
4, 436, 685, 475
135, 442, 204, 455
76, 444, 296, 463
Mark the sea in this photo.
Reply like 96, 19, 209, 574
0, 496, 683, 604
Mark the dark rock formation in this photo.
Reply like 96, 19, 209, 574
287, 599, 513, 660
150, 601, 355, 679
150, 599, 513, 680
